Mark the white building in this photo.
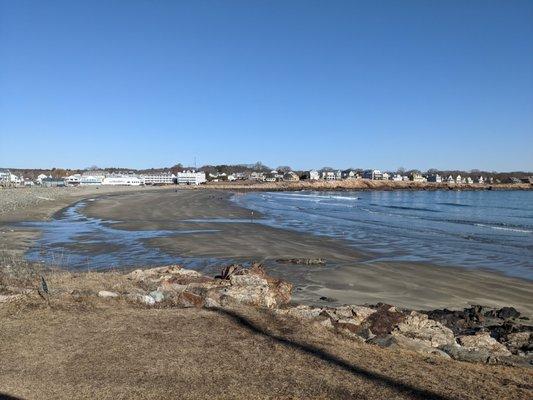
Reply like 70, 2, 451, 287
477, 176, 485, 184
102, 175, 142, 186
466, 177, 473, 184
322, 171, 336, 180
177, 171, 206, 185
455, 175, 462, 184
0, 169, 10, 185
250, 172, 264, 181
308, 170, 320, 180
36, 174, 50, 184
8, 173, 22, 185
65, 174, 82, 185
141, 173, 175, 185
80, 175, 103, 186
382, 172, 391, 180
392, 174, 403, 182
363, 169, 383, 180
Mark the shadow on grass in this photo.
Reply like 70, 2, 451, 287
0, 394, 24, 400
213, 307, 454, 400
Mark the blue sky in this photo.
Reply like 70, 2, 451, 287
1, 0, 532, 171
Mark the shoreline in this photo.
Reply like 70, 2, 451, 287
1, 188, 530, 315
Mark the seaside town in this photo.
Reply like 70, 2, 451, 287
1, 166, 532, 188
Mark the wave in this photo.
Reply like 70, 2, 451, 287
437, 202, 471, 207
372, 204, 440, 213
272, 193, 360, 201
474, 223, 531, 234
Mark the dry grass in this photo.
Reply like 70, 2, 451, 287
0, 262, 532, 399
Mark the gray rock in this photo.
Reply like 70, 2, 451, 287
457, 332, 512, 357
149, 290, 165, 303
441, 344, 492, 363
393, 311, 455, 348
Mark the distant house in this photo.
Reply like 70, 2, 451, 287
0, 169, 10, 185
427, 174, 442, 183
308, 170, 320, 180
283, 171, 300, 182
233, 172, 247, 180
322, 171, 336, 181
263, 172, 277, 182
466, 177, 473, 184
477, 176, 485, 184
3, 172, 22, 186
341, 169, 360, 180
36, 174, 50, 184
250, 172, 264, 181
410, 173, 425, 182
65, 174, 82, 186
176, 171, 206, 185
447, 175, 455, 183
455, 175, 462, 184
382, 172, 390, 181
363, 169, 383, 180
41, 177, 66, 187
392, 174, 403, 182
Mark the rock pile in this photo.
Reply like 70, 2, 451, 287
276, 302, 532, 366
84, 264, 531, 366
124, 263, 292, 309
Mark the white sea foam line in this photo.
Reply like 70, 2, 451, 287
36, 196, 54, 201
475, 223, 531, 234
272, 193, 360, 201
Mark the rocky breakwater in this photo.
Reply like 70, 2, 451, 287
90, 264, 531, 367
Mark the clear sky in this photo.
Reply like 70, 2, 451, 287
1, 0, 532, 171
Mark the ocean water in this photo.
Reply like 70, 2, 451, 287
233, 190, 533, 280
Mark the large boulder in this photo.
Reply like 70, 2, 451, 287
457, 332, 512, 357
361, 304, 406, 336
370, 334, 451, 359
209, 264, 293, 309
392, 311, 455, 348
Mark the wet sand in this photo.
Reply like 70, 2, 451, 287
0, 186, 173, 256
79, 190, 533, 315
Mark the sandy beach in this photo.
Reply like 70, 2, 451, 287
2, 187, 530, 315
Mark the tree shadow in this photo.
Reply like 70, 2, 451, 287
213, 307, 455, 400
0, 394, 24, 400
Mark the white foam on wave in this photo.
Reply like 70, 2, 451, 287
475, 223, 531, 234
272, 192, 360, 201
